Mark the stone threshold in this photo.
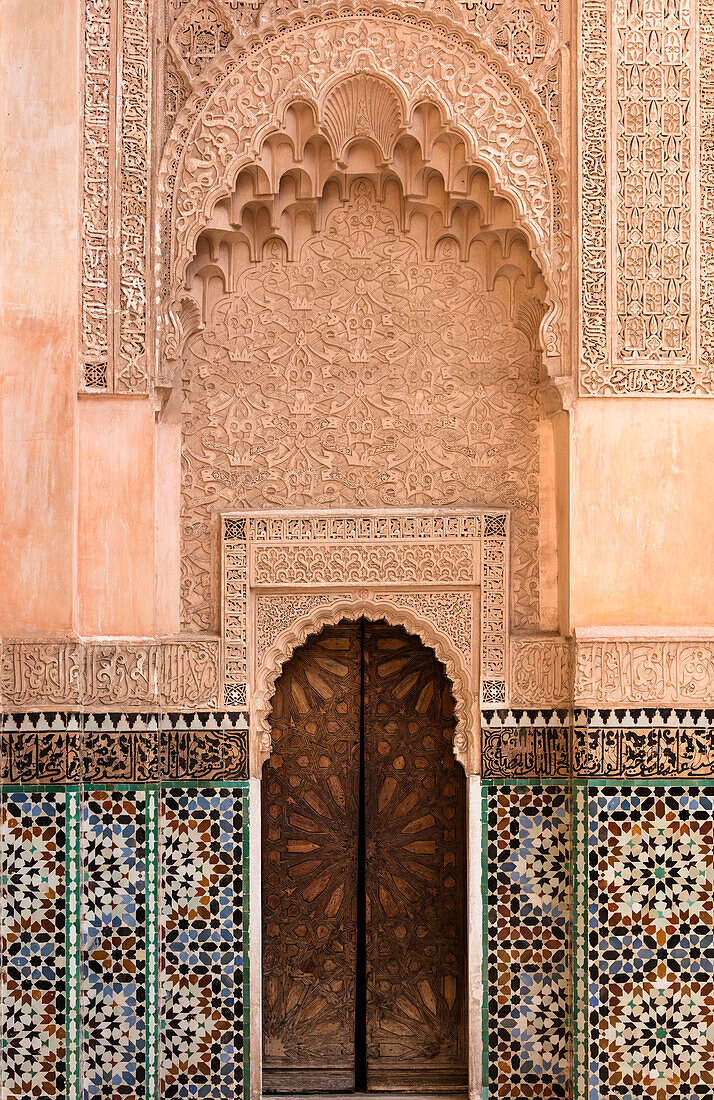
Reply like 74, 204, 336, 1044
264, 1094, 468, 1099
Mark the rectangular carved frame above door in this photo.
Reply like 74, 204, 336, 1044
221, 508, 510, 775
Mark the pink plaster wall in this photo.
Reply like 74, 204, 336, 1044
0, 0, 80, 636
571, 399, 714, 627
155, 393, 182, 636
77, 398, 155, 637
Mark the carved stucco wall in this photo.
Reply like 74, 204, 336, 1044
18, 0, 707, 718
181, 179, 545, 633
579, 0, 714, 394
161, 0, 567, 140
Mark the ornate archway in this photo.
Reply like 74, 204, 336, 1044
254, 597, 476, 773
157, 0, 569, 386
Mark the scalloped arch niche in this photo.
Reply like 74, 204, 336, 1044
175, 71, 558, 636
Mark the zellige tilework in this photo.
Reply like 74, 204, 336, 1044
81, 789, 151, 1099
0, 790, 71, 1099
161, 787, 247, 1099
484, 783, 572, 1098
586, 785, 714, 1100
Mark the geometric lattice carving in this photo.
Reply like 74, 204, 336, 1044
579, 0, 714, 394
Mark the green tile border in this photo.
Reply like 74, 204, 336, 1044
242, 786, 251, 1100
146, 785, 160, 1100
572, 781, 588, 1100
65, 787, 81, 1100
481, 781, 489, 1096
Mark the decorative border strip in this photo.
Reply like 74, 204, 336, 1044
80, 0, 112, 389
222, 509, 509, 710
1, 640, 219, 711
579, 0, 714, 393
80, 0, 149, 392
481, 709, 570, 777
578, 0, 608, 386
575, 638, 714, 706
0, 712, 249, 783
574, 707, 714, 777
116, 0, 149, 392
572, 781, 588, 1100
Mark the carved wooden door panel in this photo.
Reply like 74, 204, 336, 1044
262, 623, 361, 1092
363, 622, 468, 1091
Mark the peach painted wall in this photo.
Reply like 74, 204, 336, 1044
0, 0, 80, 636
77, 398, 155, 637
571, 399, 714, 628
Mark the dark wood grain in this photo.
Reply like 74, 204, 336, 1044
262, 623, 362, 1092
263, 620, 467, 1093
364, 622, 468, 1091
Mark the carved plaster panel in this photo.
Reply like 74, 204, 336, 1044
0, 641, 220, 711
510, 634, 571, 706
575, 639, 714, 707
181, 179, 543, 633
574, 709, 714, 777
222, 509, 508, 772
80, 0, 149, 392
481, 707, 570, 776
159, 0, 569, 372
579, 0, 714, 394
255, 593, 351, 664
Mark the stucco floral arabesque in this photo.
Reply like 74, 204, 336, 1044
579, 0, 714, 394
181, 178, 543, 634
158, 0, 569, 375
81, 0, 149, 392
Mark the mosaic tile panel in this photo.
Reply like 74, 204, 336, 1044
81, 789, 156, 1099
484, 783, 572, 1099
586, 785, 714, 1100
0, 790, 74, 1099
161, 787, 247, 1099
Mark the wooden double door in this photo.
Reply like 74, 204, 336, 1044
262, 619, 467, 1094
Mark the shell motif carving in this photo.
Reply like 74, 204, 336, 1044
158, 0, 569, 369
322, 72, 404, 163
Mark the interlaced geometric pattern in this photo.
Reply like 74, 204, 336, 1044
0, 791, 68, 1099
588, 786, 714, 1100
485, 784, 571, 1098
161, 788, 246, 1099
82, 790, 148, 1098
